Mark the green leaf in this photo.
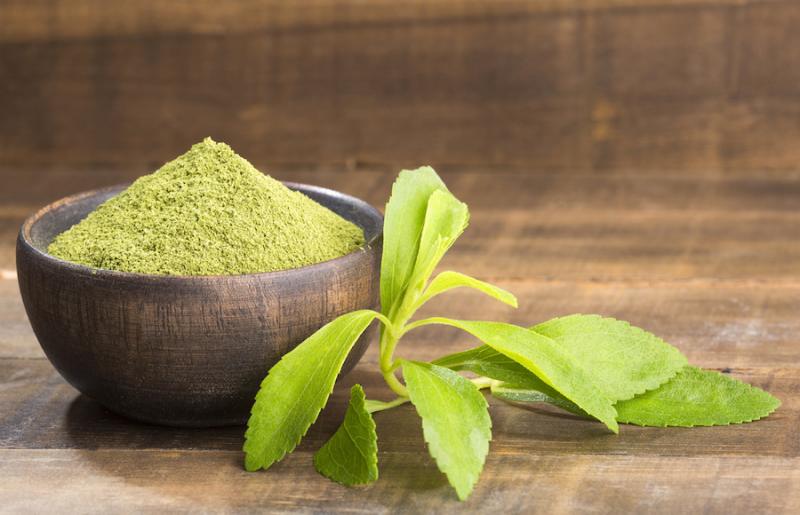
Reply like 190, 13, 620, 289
490, 367, 780, 429
423, 318, 619, 433
532, 315, 688, 401
489, 366, 781, 428
244, 310, 377, 472
380, 167, 447, 316
406, 190, 469, 294
615, 366, 781, 427
432, 345, 583, 414
314, 384, 379, 486
434, 316, 691, 429
419, 271, 517, 308
402, 360, 491, 501
433, 345, 538, 386
490, 382, 587, 417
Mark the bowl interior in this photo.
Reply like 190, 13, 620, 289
25, 182, 383, 264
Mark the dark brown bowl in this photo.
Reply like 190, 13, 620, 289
16, 182, 382, 427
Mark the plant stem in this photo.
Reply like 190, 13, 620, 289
383, 369, 409, 398
398, 316, 442, 337
471, 377, 494, 390
377, 287, 431, 399
366, 396, 410, 414
379, 328, 409, 397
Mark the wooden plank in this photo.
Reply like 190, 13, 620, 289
721, 4, 800, 170
9, 210, 800, 282
1, 324, 797, 510
1, 0, 770, 43
2, 165, 798, 510
4, 1, 800, 172
1, 358, 794, 455
0, 4, 588, 171
1, 445, 798, 512
5, 276, 800, 366
586, 6, 726, 170
0, 280, 37, 360
6, 168, 800, 212
413, 281, 800, 369
3, 171, 799, 280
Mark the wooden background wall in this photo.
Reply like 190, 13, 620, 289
2, 0, 800, 174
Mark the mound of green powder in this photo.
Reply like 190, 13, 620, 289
48, 138, 365, 275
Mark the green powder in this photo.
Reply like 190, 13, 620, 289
48, 138, 365, 275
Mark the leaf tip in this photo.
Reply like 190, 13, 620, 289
455, 485, 476, 502
243, 453, 262, 472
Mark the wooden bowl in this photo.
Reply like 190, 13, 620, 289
16, 182, 382, 427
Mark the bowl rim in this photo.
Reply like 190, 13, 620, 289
18, 181, 384, 282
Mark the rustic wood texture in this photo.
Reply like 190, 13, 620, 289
1, 167, 799, 512
4, 0, 800, 172
3, 169, 800, 279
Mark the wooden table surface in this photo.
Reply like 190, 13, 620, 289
1, 168, 798, 513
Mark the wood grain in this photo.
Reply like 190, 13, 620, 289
2, 448, 796, 514
2, 165, 800, 509
3, 170, 799, 279
0, 360, 796, 512
4, 1, 800, 172
2, 358, 795, 454
3, 0, 800, 509
5, 276, 800, 367
0, 0, 776, 43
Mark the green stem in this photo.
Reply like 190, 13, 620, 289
373, 312, 394, 332
383, 368, 409, 398
366, 396, 410, 414
379, 327, 408, 397
377, 284, 432, 399
398, 316, 442, 337
471, 377, 495, 390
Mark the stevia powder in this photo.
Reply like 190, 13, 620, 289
48, 138, 365, 275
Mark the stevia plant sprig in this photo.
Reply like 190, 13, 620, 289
243, 167, 780, 501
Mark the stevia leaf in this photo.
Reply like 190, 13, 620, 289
443, 347, 781, 428
314, 384, 379, 486
615, 366, 781, 427
490, 382, 587, 417
406, 190, 469, 295
433, 345, 538, 386
432, 345, 582, 414
402, 360, 491, 501
423, 318, 619, 433
244, 310, 377, 472
419, 271, 517, 309
490, 367, 780, 429
380, 167, 447, 316
531, 315, 688, 402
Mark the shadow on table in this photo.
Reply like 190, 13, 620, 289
64, 394, 244, 450
61, 365, 381, 451
63, 367, 673, 505
60, 367, 448, 504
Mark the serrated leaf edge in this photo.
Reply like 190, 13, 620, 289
313, 384, 379, 486
243, 312, 376, 471
531, 313, 689, 402
403, 360, 492, 501
616, 368, 782, 427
